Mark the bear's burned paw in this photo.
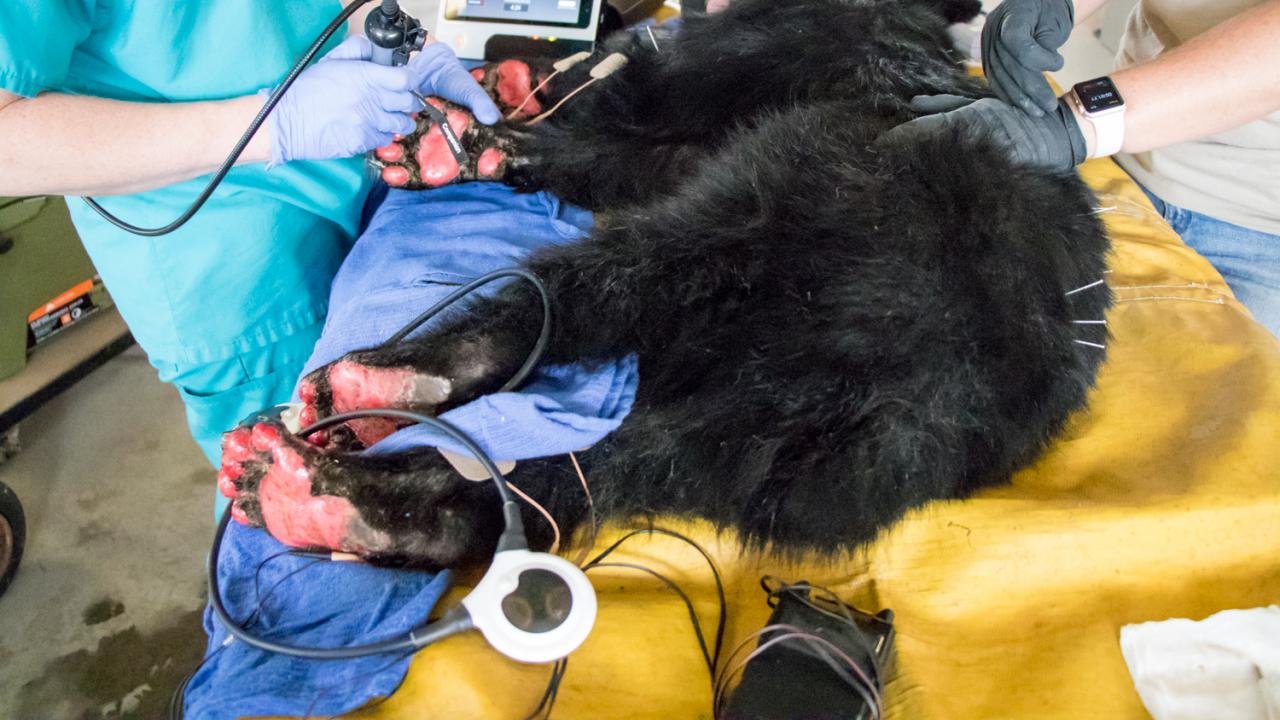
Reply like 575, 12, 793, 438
218, 421, 497, 567
470, 58, 558, 120
372, 98, 523, 189
295, 334, 507, 449
296, 357, 453, 449
217, 422, 393, 554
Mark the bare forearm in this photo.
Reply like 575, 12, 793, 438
0, 92, 270, 197
1069, 0, 1280, 155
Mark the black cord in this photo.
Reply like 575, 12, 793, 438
209, 505, 479, 659
522, 658, 568, 720
169, 553, 328, 718
209, 504, 481, 655
297, 409, 522, 510
254, 548, 303, 606
168, 645, 223, 720
81, 0, 376, 236
589, 562, 717, 673
378, 267, 553, 394
206, 261, 555, 659
209, 407, 527, 659
584, 528, 727, 673
526, 528, 729, 719
208, 407, 526, 659
541, 661, 568, 720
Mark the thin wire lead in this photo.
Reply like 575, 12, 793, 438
646, 25, 662, 53
507, 479, 560, 555
509, 70, 562, 120
528, 77, 600, 125
568, 452, 597, 568
1065, 278, 1106, 296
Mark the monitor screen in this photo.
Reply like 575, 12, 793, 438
443, 0, 595, 29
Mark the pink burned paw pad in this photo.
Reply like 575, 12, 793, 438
496, 60, 541, 117
416, 100, 472, 187
216, 422, 387, 554
373, 96, 518, 190
296, 359, 454, 449
478, 148, 505, 178
471, 59, 552, 119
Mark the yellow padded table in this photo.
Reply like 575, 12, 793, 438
286, 158, 1280, 720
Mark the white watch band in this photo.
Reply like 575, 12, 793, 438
1085, 108, 1126, 158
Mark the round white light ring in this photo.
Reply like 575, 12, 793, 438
461, 549, 598, 664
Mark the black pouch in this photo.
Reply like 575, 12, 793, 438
720, 577, 895, 720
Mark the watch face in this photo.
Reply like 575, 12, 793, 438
1074, 77, 1125, 113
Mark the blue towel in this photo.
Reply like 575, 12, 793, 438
185, 525, 453, 719
302, 183, 639, 460
187, 183, 638, 718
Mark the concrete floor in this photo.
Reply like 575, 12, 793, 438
0, 346, 214, 720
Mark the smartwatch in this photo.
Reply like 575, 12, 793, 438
1070, 76, 1127, 158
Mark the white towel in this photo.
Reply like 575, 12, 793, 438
1121, 606, 1280, 720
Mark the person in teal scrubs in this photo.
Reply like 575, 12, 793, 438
0, 3, 500, 506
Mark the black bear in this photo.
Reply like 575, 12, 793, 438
219, 0, 1111, 568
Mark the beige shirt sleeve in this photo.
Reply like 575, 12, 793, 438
1114, 0, 1280, 235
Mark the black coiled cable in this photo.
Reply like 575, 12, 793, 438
82, 0, 377, 236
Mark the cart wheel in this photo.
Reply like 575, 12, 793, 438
0, 481, 25, 599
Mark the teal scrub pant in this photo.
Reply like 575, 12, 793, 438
151, 322, 324, 516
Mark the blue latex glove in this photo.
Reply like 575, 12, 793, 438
407, 42, 502, 124
264, 37, 500, 167
981, 0, 1075, 117
882, 94, 1086, 170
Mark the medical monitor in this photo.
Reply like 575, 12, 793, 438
436, 0, 607, 61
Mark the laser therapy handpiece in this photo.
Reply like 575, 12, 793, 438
403, 504, 598, 664
365, 1, 474, 171
366, 0, 428, 66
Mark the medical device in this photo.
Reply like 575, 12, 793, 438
715, 578, 895, 720
435, 0, 609, 62
80, 0, 430, 237
206, 268, 599, 664
365, 0, 428, 66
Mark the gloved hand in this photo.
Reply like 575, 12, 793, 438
882, 94, 1087, 171
982, 0, 1075, 117
264, 36, 500, 167
406, 42, 502, 124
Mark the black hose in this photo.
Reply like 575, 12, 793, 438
81, 0, 376, 236
207, 501, 476, 659
379, 267, 553, 394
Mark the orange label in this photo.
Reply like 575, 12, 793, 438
28, 279, 94, 323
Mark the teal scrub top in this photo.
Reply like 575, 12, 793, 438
0, 1, 374, 365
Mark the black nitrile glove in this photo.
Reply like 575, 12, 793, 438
982, 0, 1075, 116
883, 94, 1087, 171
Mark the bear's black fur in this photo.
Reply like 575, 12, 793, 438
232, 0, 1111, 568
506, 0, 989, 210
